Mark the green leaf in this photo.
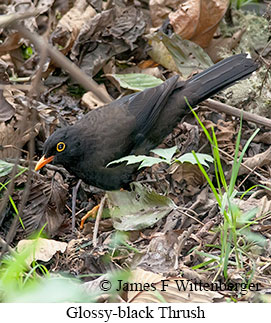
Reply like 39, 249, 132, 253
107, 183, 175, 231
107, 155, 165, 169
138, 157, 166, 169
0, 160, 15, 177
21, 45, 33, 60
0, 160, 26, 177
236, 207, 258, 228
175, 153, 213, 167
108, 150, 213, 170
8, 276, 93, 302
151, 146, 178, 162
240, 228, 266, 247
111, 73, 163, 91
107, 155, 145, 167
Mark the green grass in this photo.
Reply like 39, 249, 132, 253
0, 224, 132, 302
230, 0, 258, 9
0, 163, 27, 229
186, 97, 265, 282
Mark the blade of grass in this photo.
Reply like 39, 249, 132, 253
185, 97, 213, 143
191, 150, 221, 207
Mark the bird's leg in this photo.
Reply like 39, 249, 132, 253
80, 204, 100, 229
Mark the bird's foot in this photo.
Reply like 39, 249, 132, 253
80, 204, 100, 229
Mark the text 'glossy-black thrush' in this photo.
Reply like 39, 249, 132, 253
35, 54, 257, 190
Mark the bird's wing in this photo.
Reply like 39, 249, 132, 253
77, 76, 182, 167
127, 75, 180, 147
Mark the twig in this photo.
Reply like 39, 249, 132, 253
205, 99, 271, 129
93, 195, 107, 248
0, 10, 40, 27
5, 106, 36, 244
71, 180, 82, 233
258, 54, 271, 96
29, 25, 49, 98
237, 166, 257, 190
216, 146, 267, 180
177, 207, 204, 225
9, 21, 112, 104
0, 237, 14, 254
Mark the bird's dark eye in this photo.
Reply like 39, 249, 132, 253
56, 142, 65, 152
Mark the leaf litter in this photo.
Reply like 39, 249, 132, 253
0, 0, 271, 303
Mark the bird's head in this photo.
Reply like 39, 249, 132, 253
35, 126, 82, 171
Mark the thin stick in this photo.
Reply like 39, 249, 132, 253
72, 180, 82, 232
9, 21, 111, 104
93, 195, 107, 248
205, 99, 271, 129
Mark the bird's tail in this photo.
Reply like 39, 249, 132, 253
136, 53, 258, 153
184, 54, 257, 106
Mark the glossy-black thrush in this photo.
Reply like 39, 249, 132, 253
35, 54, 257, 190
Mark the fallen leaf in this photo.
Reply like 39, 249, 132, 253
137, 231, 180, 273
111, 73, 163, 91
16, 238, 67, 265
128, 268, 223, 302
81, 83, 111, 111
107, 183, 175, 231
239, 146, 271, 176
50, 0, 96, 56
205, 28, 246, 63
169, 0, 229, 48
148, 31, 213, 78
147, 36, 179, 73
150, 0, 229, 48
71, 6, 146, 77
169, 163, 206, 188
19, 173, 68, 236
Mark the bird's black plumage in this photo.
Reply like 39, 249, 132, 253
36, 54, 257, 190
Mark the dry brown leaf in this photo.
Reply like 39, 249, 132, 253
71, 6, 146, 77
16, 238, 67, 265
0, 32, 22, 53
172, 0, 229, 48
0, 87, 44, 159
0, 120, 33, 159
0, 59, 15, 122
50, 0, 96, 55
149, 0, 177, 27
205, 28, 246, 63
2, 86, 58, 142
170, 163, 206, 196
137, 232, 180, 273
180, 265, 208, 282
150, 0, 229, 48
203, 118, 237, 157
0, 90, 15, 122
254, 132, 271, 145
4, 0, 37, 32
65, 238, 87, 274
237, 146, 271, 176
81, 83, 111, 111
83, 273, 126, 303
128, 268, 222, 303
19, 173, 68, 236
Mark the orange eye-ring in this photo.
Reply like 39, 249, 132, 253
56, 142, 65, 152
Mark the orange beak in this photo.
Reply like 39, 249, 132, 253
35, 155, 54, 171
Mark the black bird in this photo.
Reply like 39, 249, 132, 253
35, 54, 257, 191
